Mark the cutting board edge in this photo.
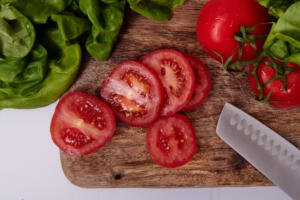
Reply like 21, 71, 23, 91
60, 152, 274, 188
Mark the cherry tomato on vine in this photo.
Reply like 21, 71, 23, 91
197, 0, 270, 63
248, 57, 300, 108
147, 114, 197, 168
140, 49, 195, 116
183, 55, 211, 111
50, 91, 116, 156
100, 61, 164, 126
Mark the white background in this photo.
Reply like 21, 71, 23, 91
0, 103, 292, 200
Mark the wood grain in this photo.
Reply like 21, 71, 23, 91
60, 0, 300, 188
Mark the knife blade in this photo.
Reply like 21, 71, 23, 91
216, 103, 300, 200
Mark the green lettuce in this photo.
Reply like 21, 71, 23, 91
0, 5, 35, 58
79, 0, 125, 61
0, 13, 83, 108
0, 0, 70, 24
258, 0, 300, 18
263, 2, 300, 65
0, 0, 186, 108
127, 0, 185, 21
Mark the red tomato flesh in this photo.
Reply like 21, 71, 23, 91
147, 114, 197, 168
197, 0, 270, 63
183, 55, 211, 111
140, 49, 195, 116
248, 57, 300, 108
50, 91, 116, 156
100, 61, 164, 126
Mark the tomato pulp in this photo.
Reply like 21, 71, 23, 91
147, 114, 197, 168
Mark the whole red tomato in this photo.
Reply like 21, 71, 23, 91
197, 0, 270, 63
248, 57, 300, 108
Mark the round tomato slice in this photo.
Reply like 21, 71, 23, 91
140, 49, 195, 116
248, 57, 300, 109
147, 114, 197, 168
50, 91, 116, 156
197, 0, 270, 63
183, 55, 211, 111
100, 61, 164, 126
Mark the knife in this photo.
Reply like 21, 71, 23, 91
216, 103, 300, 200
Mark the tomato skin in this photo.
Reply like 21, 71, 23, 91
197, 0, 270, 63
100, 61, 164, 126
50, 91, 116, 156
147, 114, 197, 168
248, 58, 300, 108
140, 49, 195, 116
183, 55, 211, 111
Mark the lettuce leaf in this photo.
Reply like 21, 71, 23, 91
0, 0, 70, 24
0, 4, 35, 58
0, 10, 83, 108
258, 0, 300, 18
0, 0, 187, 108
263, 2, 300, 65
127, 0, 186, 21
79, 0, 125, 61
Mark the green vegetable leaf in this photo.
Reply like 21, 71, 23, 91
0, 0, 69, 24
0, 5, 35, 58
126, 0, 186, 21
0, 14, 82, 108
258, 0, 300, 18
79, 0, 125, 61
0, 57, 27, 82
0, 0, 187, 108
51, 13, 91, 42
264, 2, 300, 65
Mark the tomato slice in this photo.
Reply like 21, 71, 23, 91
50, 91, 116, 156
147, 114, 197, 168
100, 61, 164, 126
183, 55, 211, 111
140, 49, 195, 116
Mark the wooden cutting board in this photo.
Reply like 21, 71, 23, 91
60, 0, 300, 188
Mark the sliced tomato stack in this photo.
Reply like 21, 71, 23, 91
140, 49, 196, 116
100, 49, 211, 126
50, 49, 211, 168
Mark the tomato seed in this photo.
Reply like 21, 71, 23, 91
161, 67, 166, 76
62, 128, 93, 148
74, 100, 106, 130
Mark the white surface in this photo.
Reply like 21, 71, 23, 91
0, 103, 292, 200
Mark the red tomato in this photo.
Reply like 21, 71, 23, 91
100, 61, 164, 126
50, 91, 116, 156
197, 0, 270, 63
183, 55, 211, 111
248, 57, 300, 108
140, 49, 195, 116
147, 114, 197, 168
